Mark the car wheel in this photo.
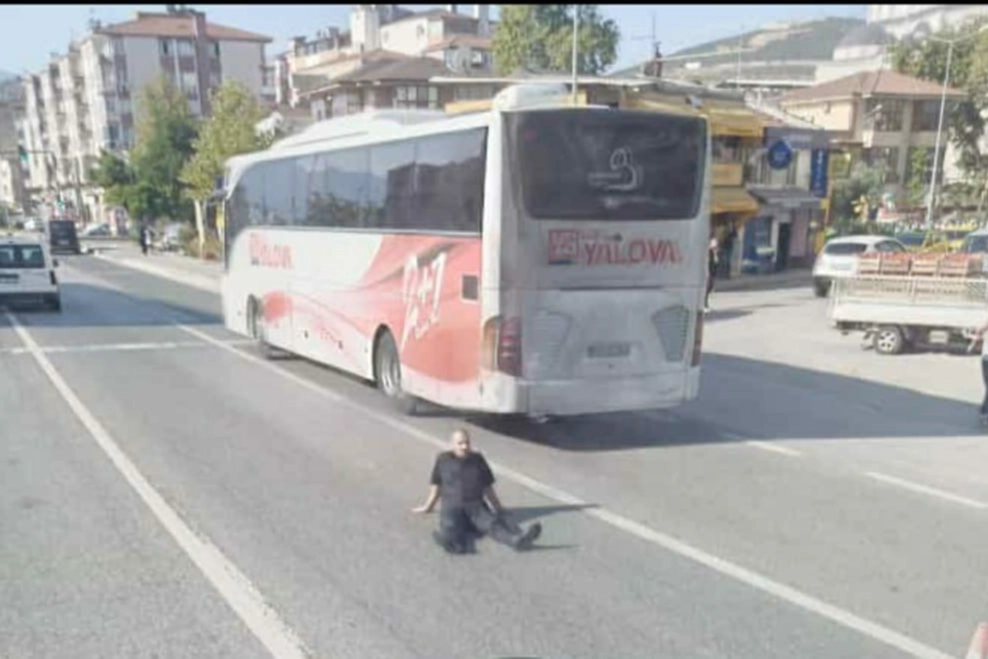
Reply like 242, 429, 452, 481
813, 279, 830, 298
873, 325, 904, 355
374, 330, 417, 415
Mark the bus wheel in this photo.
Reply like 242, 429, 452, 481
247, 296, 275, 359
374, 330, 417, 415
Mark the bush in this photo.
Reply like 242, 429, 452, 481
181, 227, 223, 260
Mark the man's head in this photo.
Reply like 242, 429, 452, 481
451, 428, 472, 458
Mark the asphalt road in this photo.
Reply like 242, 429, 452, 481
2, 251, 987, 659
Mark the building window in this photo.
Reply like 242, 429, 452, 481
394, 85, 439, 109
177, 39, 195, 57
866, 98, 904, 132
159, 39, 171, 56
471, 50, 486, 68
210, 41, 220, 58
347, 91, 363, 115
912, 99, 940, 132
864, 146, 900, 183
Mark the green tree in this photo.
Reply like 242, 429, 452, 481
89, 149, 134, 209
492, 4, 619, 76
905, 147, 930, 208
180, 81, 271, 254
890, 16, 988, 190
831, 161, 887, 229
130, 77, 199, 223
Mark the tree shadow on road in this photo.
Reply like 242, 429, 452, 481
468, 352, 983, 451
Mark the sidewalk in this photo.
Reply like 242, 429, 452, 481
90, 242, 221, 293
93, 242, 811, 295
715, 268, 811, 292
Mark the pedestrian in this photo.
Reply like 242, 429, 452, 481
412, 428, 542, 554
971, 319, 988, 425
706, 234, 718, 311
139, 223, 150, 256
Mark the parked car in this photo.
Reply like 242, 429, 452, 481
0, 235, 61, 311
959, 228, 988, 255
812, 235, 907, 297
155, 222, 185, 252
47, 219, 81, 255
81, 223, 112, 237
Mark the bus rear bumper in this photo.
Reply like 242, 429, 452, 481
510, 367, 700, 416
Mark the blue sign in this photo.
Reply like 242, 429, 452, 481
810, 148, 829, 198
767, 139, 793, 170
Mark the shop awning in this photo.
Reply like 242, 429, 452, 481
624, 96, 703, 118
712, 186, 760, 215
748, 186, 823, 211
704, 105, 765, 139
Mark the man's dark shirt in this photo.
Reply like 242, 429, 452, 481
430, 451, 495, 508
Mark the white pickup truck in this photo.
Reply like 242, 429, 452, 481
829, 252, 987, 355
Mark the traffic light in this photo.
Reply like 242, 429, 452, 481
17, 145, 27, 166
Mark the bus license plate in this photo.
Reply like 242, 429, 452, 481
588, 342, 630, 359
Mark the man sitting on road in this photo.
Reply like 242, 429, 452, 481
413, 428, 541, 554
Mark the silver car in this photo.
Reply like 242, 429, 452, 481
812, 235, 906, 297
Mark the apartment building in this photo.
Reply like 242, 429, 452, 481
777, 69, 965, 207
0, 79, 27, 213
285, 4, 493, 114
19, 8, 271, 223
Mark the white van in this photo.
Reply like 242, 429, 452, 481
812, 235, 906, 297
0, 235, 62, 311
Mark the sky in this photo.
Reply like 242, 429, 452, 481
0, 3, 867, 77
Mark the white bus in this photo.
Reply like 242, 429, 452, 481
219, 84, 711, 417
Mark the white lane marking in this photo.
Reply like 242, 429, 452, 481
6, 311, 309, 659
93, 253, 220, 293
0, 339, 252, 356
180, 323, 952, 659
866, 471, 988, 510
745, 440, 802, 457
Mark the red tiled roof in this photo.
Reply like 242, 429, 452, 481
335, 55, 449, 84
97, 12, 271, 43
779, 69, 963, 104
422, 35, 492, 53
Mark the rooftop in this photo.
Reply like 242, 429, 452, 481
423, 34, 492, 52
97, 11, 272, 43
779, 69, 964, 103
335, 54, 449, 84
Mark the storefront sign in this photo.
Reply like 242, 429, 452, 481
767, 139, 793, 170
810, 148, 829, 198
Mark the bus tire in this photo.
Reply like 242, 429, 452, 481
873, 325, 904, 355
247, 296, 275, 359
374, 330, 417, 415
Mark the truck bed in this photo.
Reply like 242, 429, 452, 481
830, 275, 988, 328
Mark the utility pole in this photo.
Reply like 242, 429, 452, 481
571, 4, 579, 106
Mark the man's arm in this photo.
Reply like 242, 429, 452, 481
483, 485, 504, 514
412, 485, 439, 514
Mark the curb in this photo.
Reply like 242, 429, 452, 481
94, 253, 221, 294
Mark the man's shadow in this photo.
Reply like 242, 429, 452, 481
496, 503, 595, 552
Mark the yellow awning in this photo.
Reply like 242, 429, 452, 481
704, 105, 765, 139
712, 187, 760, 216
624, 96, 704, 118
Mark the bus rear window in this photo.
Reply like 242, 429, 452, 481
509, 110, 705, 221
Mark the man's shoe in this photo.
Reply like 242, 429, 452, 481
514, 522, 542, 551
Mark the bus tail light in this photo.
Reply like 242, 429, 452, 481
482, 316, 522, 376
691, 311, 704, 367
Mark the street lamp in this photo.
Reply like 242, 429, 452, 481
923, 24, 988, 231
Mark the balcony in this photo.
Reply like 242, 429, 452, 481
712, 162, 744, 187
